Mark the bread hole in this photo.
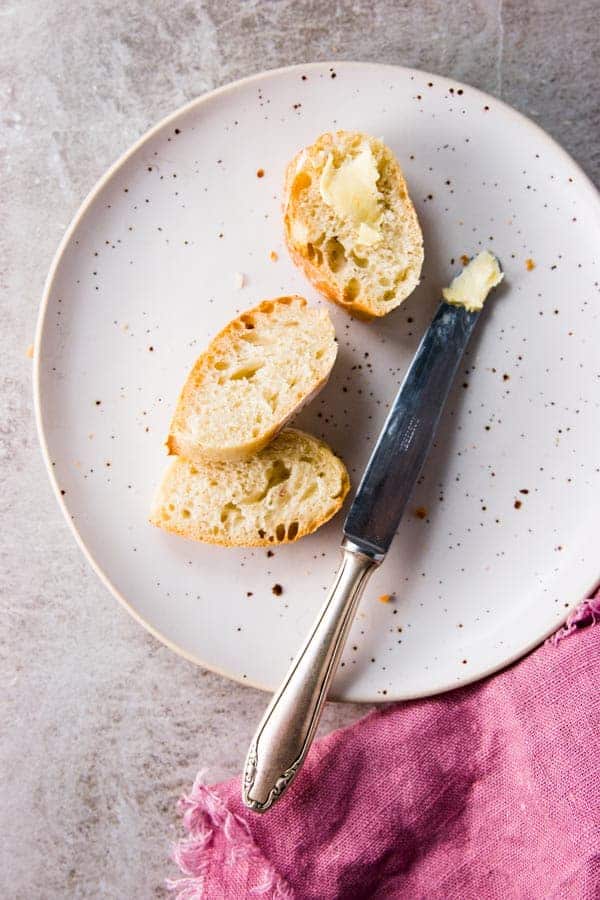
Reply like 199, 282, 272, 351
220, 502, 240, 523
161, 511, 170, 521
181, 508, 191, 519
350, 251, 369, 269
287, 521, 299, 540
251, 426, 260, 437
265, 392, 279, 412
212, 526, 219, 535
307, 242, 323, 265
189, 466, 198, 475
382, 289, 396, 303
258, 528, 266, 539
209, 479, 218, 487
268, 535, 275, 542
284, 320, 299, 327
343, 278, 360, 304
168, 503, 175, 511
325, 237, 347, 273
300, 483, 317, 501
278, 296, 293, 305
241, 331, 260, 343
247, 459, 291, 504
261, 301, 274, 314
300, 456, 315, 465
230, 362, 264, 381
214, 360, 229, 370
275, 523, 286, 541
291, 171, 311, 197
394, 268, 409, 283
315, 348, 325, 360
240, 315, 255, 329
266, 459, 291, 490
375, 155, 388, 176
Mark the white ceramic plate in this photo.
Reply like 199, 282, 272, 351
35, 62, 600, 702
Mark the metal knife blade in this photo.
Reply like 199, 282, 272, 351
343, 301, 480, 560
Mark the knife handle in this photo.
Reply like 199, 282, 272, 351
242, 540, 377, 813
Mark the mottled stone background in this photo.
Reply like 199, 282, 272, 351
1, 1, 598, 896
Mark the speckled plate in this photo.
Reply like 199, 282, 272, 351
35, 62, 600, 702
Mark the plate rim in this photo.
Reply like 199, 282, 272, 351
34, 60, 600, 702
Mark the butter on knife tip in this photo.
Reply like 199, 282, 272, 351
442, 250, 503, 313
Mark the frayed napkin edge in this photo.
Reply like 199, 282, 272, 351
548, 588, 600, 646
166, 770, 293, 900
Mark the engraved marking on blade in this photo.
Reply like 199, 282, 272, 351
398, 415, 419, 452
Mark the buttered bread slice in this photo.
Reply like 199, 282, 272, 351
284, 130, 424, 317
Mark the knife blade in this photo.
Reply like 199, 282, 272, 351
344, 301, 479, 561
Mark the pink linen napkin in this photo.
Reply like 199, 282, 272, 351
168, 594, 600, 899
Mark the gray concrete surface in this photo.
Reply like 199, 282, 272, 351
2, 1, 598, 896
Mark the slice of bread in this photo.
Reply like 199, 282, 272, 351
167, 296, 337, 463
151, 428, 350, 547
284, 130, 424, 318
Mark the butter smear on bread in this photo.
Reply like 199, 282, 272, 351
319, 142, 382, 248
442, 251, 503, 313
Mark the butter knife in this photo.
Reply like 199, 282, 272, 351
242, 298, 488, 812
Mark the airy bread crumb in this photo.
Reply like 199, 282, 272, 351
167, 296, 337, 463
151, 428, 350, 547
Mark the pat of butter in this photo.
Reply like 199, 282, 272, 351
442, 251, 503, 312
319, 144, 382, 244
356, 222, 381, 246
